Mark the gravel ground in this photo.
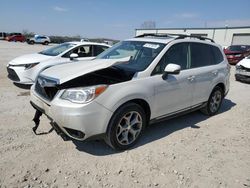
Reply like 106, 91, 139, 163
0, 40, 250, 188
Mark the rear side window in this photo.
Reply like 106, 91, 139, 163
190, 43, 213, 68
211, 46, 223, 64
94, 45, 109, 56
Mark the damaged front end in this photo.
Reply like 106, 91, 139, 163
235, 64, 250, 83
31, 62, 136, 138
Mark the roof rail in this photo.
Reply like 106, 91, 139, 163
174, 34, 214, 43
135, 33, 171, 38
135, 33, 214, 43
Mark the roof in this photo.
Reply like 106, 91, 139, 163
126, 37, 175, 44
127, 33, 215, 44
68, 41, 111, 46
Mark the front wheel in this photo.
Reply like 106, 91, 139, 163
200, 86, 223, 116
105, 103, 146, 150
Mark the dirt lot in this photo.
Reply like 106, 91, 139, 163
0, 40, 250, 188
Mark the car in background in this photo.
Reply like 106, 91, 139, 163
0, 32, 7, 40
235, 56, 250, 83
6, 34, 26, 42
224, 45, 250, 65
5, 32, 23, 40
27, 35, 51, 45
7, 41, 111, 84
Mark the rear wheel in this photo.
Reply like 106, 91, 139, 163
29, 40, 35, 45
44, 41, 49, 45
106, 103, 146, 150
201, 86, 223, 116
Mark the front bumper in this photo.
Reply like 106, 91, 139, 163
7, 65, 34, 84
235, 68, 250, 83
235, 74, 250, 83
30, 86, 113, 141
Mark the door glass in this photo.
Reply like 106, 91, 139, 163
94, 45, 109, 56
152, 43, 188, 75
190, 43, 213, 68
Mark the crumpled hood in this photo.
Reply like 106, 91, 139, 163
9, 53, 52, 65
237, 58, 250, 69
40, 57, 131, 84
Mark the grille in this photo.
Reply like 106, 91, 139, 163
7, 67, 20, 81
35, 76, 59, 101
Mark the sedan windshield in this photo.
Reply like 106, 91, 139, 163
39, 43, 76, 56
227, 45, 249, 52
96, 41, 165, 71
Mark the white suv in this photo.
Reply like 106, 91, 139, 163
30, 34, 230, 150
27, 35, 51, 45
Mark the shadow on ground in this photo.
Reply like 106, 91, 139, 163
13, 83, 31, 90
72, 98, 236, 156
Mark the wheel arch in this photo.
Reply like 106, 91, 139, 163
214, 82, 226, 97
105, 98, 151, 134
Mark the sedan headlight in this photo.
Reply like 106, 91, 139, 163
24, 62, 40, 70
60, 85, 108, 104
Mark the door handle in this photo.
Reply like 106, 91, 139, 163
212, 70, 218, 75
187, 75, 195, 81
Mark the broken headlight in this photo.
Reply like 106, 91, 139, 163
60, 85, 108, 104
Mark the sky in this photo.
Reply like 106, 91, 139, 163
1, 0, 250, 40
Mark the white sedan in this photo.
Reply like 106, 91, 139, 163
7, 41, 111, 84
235, 56, 250, 83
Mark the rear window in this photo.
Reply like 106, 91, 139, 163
211, 46, 223, 64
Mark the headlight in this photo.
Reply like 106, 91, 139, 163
24, 62, 40, 70
60, 85, 108, 104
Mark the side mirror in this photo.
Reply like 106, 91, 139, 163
162, 63, 181, 80
70, 53, 79, 60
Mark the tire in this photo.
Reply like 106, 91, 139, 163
44, 41, 49, 45
29, 40, 34, 45
200, 86, 223, 116
105, 103, 146, 150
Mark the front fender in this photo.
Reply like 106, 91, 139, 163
95, 81, 154, 115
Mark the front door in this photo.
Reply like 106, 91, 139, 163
151, 42, 194, 117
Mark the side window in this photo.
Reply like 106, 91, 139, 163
152, 43, 188, 75
94, 45, 109, 56
68, 45, 93, 58
211, 46, 223, 64
190, 43, 213, 68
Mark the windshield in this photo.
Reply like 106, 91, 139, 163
39, 43, 76, 56
96, 41, 165, 71
227, 45, 248, 52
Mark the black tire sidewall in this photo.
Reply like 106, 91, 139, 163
206, 86, 223, 116
107, 103, 146, 150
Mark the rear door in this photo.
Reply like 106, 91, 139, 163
189, 42, 219, 105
